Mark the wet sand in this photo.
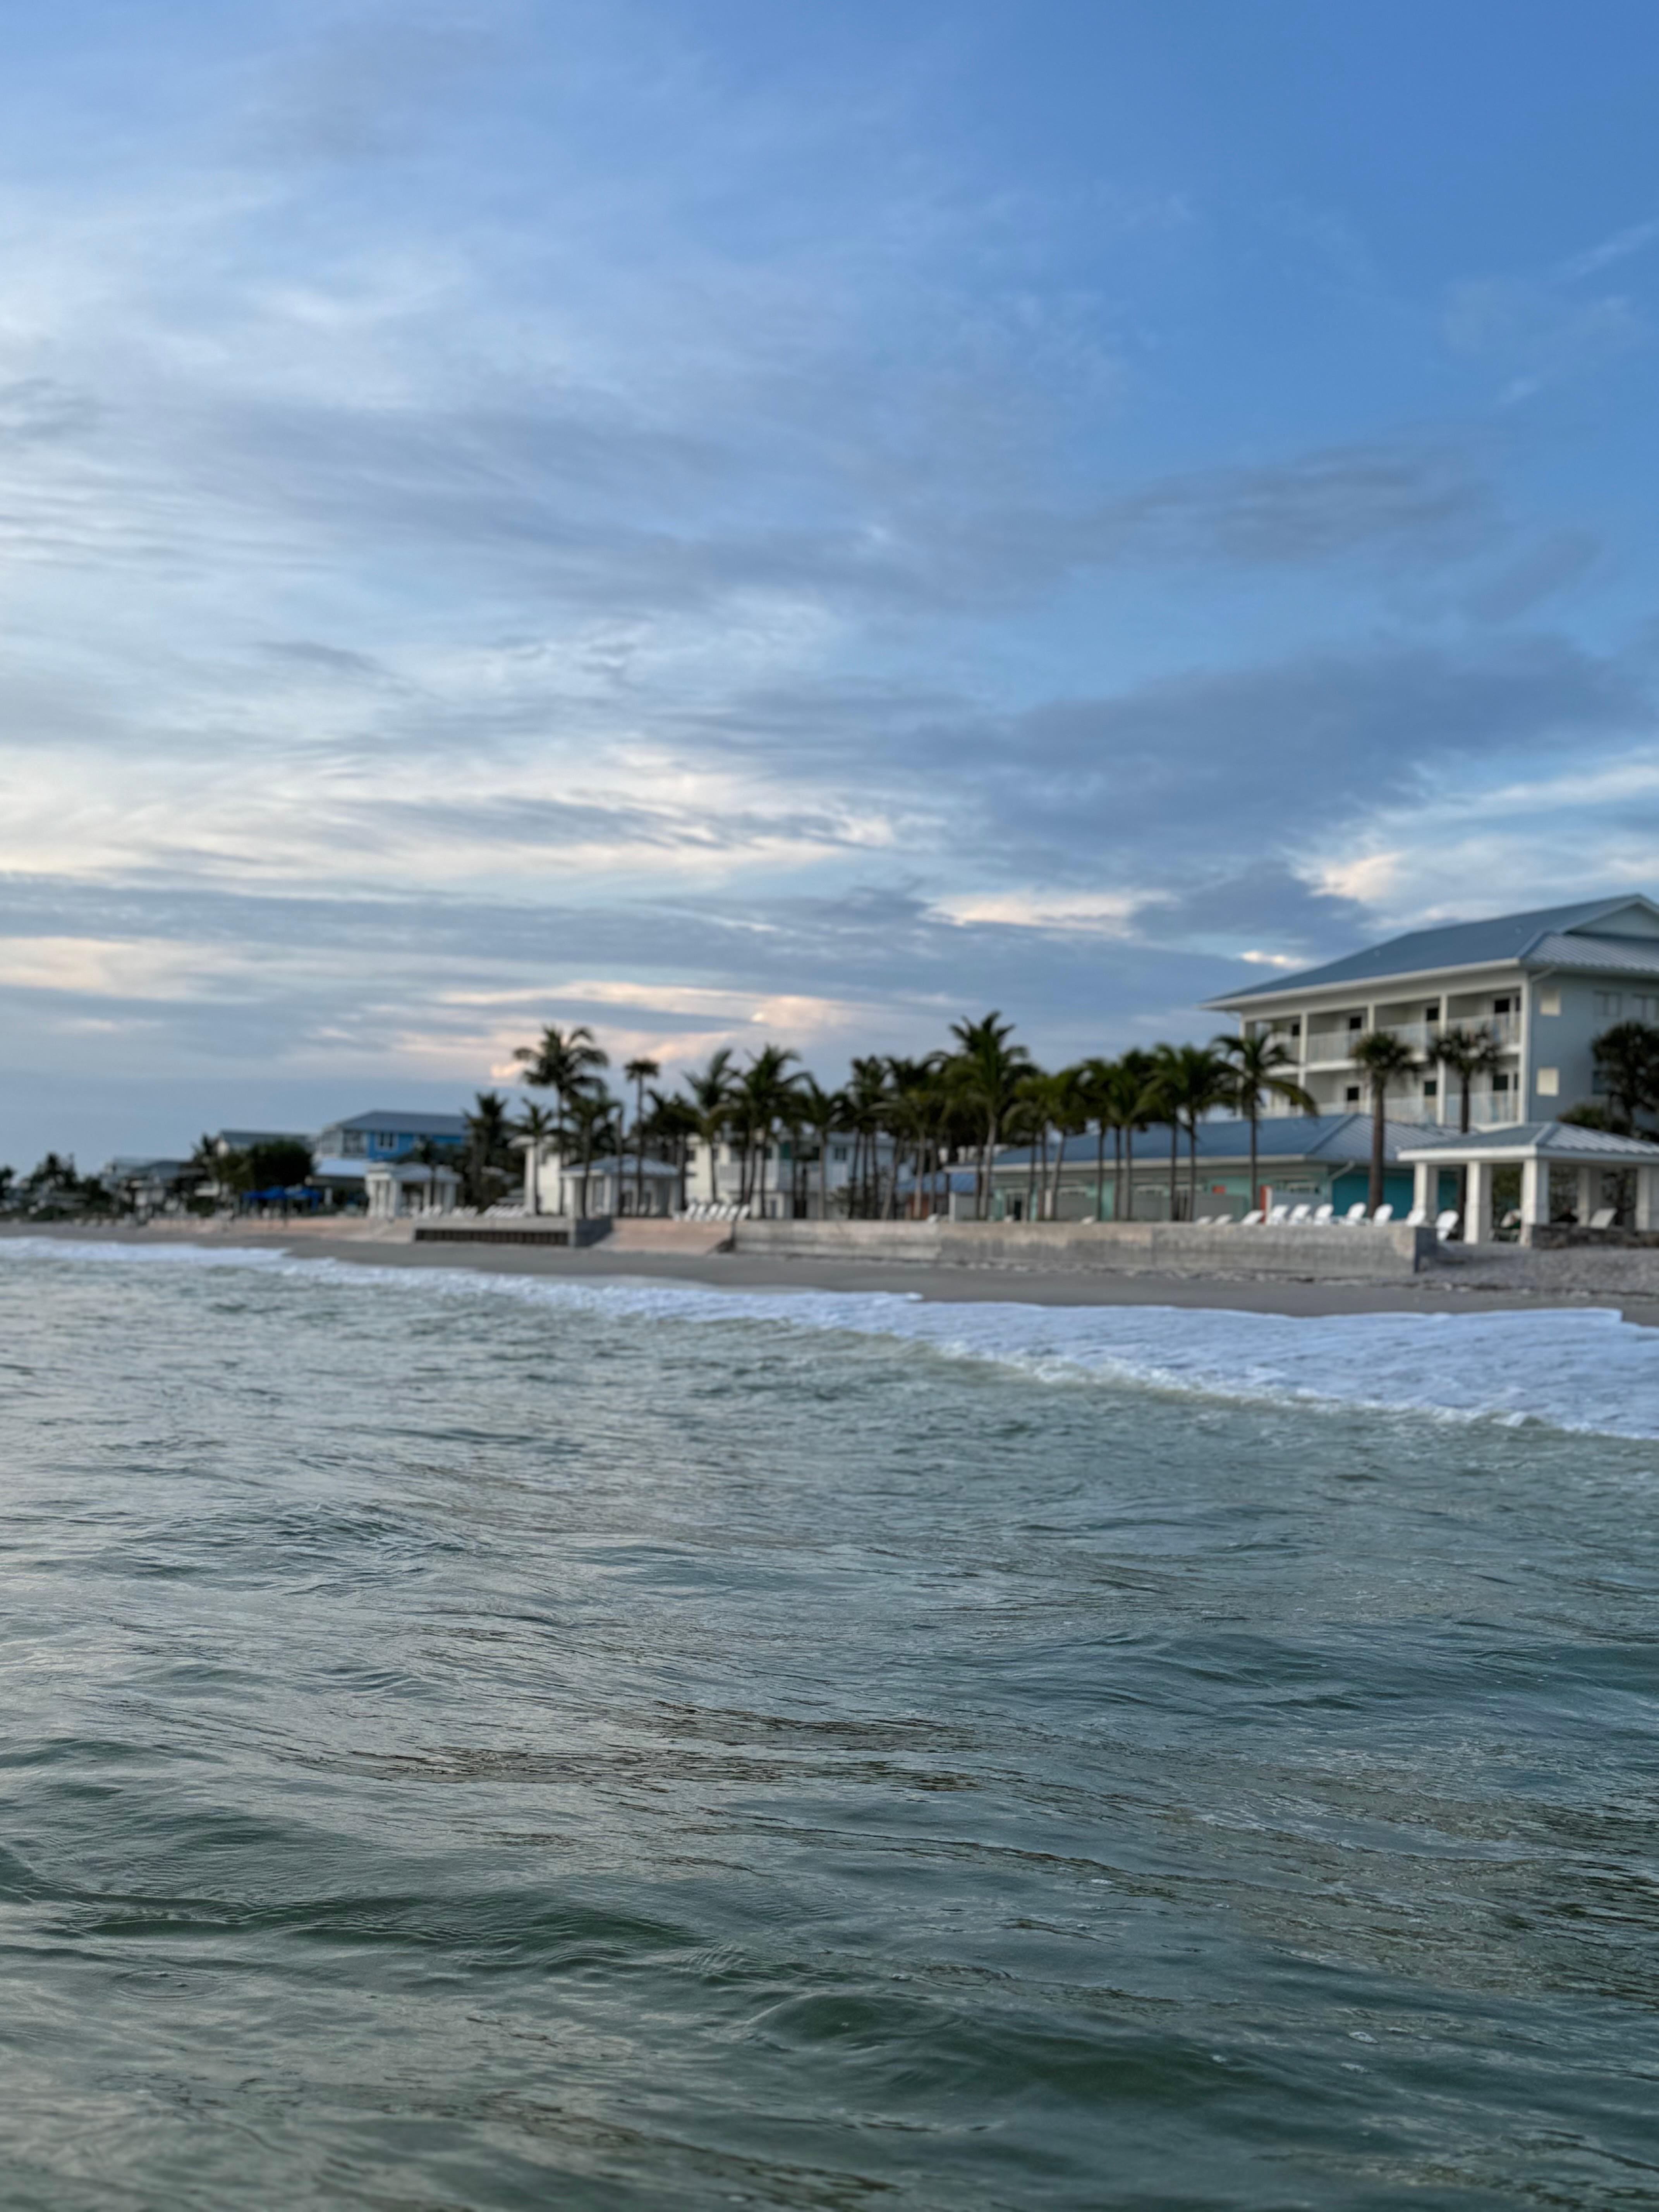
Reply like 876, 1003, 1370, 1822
10, 1221, 1659, 1328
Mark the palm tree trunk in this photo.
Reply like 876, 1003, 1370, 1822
1370, 1079, 1386, 1212
1123, 1126, 1135, 1221
1168, 1121, 1180, 1223
1053, 1130, 1070, 1220
1025, 1139, 1039, 1222
1095, 1121, 1107, 1222
1188, 1121, 1199, 1218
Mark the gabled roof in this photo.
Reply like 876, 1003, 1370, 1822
992, 1112, 1424, 1169
321, 1109, 469, 1137
1398, 1120, 1659, 1162
1207, 896, 1659, 1007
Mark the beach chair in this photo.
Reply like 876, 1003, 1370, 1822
1435, 1210, 1460, 1240
1311, 1203, 1334, 1225
1372, 1204, 1394, 1225
1341, 1203, 1368, 1224
1589, 1206, 1617, 1230
1267, 1203, 1291, 1225
1287, 1203, 1312, 1224
1240, 1209, 1264, 1226
1403, 1207, 1428, 1228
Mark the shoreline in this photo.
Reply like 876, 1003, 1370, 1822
7, 1220, 1659, 1327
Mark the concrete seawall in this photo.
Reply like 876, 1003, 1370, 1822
730, 1219, 1438, 1279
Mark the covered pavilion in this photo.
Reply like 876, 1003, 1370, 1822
1397, 1122, 1659, 1242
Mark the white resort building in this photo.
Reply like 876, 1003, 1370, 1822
1207, 895, 1659, 1127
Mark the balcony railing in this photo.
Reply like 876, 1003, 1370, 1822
1302, 1012, 1520, 1064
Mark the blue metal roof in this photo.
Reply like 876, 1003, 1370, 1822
1207, 896, 1657, 1005
982, 1113, 1423, 1170
322, 1109, 469, 1137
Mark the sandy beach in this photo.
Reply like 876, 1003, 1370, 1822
10, 1219, 1659, 1328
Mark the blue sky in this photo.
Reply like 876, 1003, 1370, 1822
3, 0, 1659, 1161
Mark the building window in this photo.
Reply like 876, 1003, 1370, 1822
1594, 990, 1621, 1018
1538, 989, 1561, 1016
1347, 1013, 1363, 1031
1423, 1079, 1438, 1099
1424, 1003, 1440, 1022
1345, 1085, 1361, 1104
341, 1131, 365, 1156
832, 1146, 849, 1163
1493, 1073, 1510, 1093
1493, 997, 1512, 1016
1636, 994, 1659, 1022
1537, 1067, 1560, 1097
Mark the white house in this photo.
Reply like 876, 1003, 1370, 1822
1207, 895, 1659, 1127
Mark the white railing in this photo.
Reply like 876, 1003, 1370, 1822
1302, 1012, 1519, 1064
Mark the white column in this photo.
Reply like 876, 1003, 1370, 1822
1519, 1156, 1546, 1228
1577, 1164, 1597, 1225
1637, 1166, 1658, 1233
1413, 1159, 1435, 1215
1465, 1158, 1493, 1244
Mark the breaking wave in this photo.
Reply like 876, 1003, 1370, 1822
3, 1234, 1654, 1439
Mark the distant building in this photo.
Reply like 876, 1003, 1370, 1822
312, 1109, 469, 1203
211, 1128, 313, 1153
99, 1157, 192, 1212
1207, 895, 1659, 1127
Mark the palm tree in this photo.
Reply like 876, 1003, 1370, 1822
793, 1076, 847, 1219
1351, 1030, 1419, 1212
1590, 1019, 1659, 1134
623, 1056, 661, 1216
514, 1023, 609, 1159
564, 1087, 618, 1219
1112, 1049, 1159, 1222
1435, 1025, 1506, 1135
513, 1101, 558, 1215
883, 1054, 945, 1218
1213, 1030, 1317, 1219
464, 1091, 513, 1210
947, 1012, 1032, 1220
1158, 1043, 1231, 1221
1147, 1046, 1186, 1220
682, 1048, 737, 1206
643, 1089, 699, 1214
736, 1044, 802, 1217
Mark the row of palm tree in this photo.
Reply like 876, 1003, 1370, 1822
500, 1008, 1542, 1222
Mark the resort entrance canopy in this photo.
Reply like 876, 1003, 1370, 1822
1397, 1121, 1659, 1241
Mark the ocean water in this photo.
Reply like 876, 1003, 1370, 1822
1, 1242, 1657, 2210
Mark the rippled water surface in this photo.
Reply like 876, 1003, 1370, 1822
2, 1242, 1657, 2210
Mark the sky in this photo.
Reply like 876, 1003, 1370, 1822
4, 0, 1659, 1163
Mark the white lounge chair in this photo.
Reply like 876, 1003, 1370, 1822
1589, 1207, 1617, 1231
1372, 1204, 1394, 1225
1311, 1203, 1334, 1225
1403, 1207, 1428, 1228
1435, 1210, 1461, 1239
1287, 1203, 1312, 1225
1240, 1208, 1264, 1227
1267, 1203, 1291, 1225
1341, 1203, 1367, 1224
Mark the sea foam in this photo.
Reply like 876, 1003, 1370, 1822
0, 1236, 1650, 1438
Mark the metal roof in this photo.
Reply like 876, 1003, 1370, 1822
1206, 896, 1659, 1006
1524, 931, 1659, 978
990, 1112, 1424, 1170
320, 1109, 470, 1137
1398, 1120, 1659, 1162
